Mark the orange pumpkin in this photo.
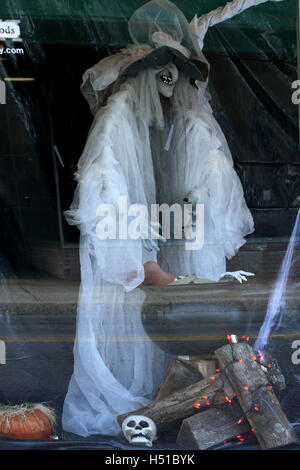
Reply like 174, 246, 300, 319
0, 404, 55, 439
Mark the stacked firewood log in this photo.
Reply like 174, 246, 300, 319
118, 339, 298, 449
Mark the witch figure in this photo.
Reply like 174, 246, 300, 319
62, 0, 281, 436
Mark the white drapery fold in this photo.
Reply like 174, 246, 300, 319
62, 0, 254, 437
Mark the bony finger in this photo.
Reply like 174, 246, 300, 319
143, 241, 153, 252
151, 243, 160, 252
145, 239, 159, 252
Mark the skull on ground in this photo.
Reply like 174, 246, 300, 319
121, 415, 157, 447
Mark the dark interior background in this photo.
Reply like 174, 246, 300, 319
0, 1, 299, 451
0, 0, 298, 275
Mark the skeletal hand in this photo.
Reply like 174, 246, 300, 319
219, 270, 255, 283
183, 194, 198, 230
142, 221, 166, 252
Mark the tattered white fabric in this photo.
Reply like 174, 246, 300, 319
190, 0, 284, 49
62, 72, 170, 436
152, 105, 254, 281
62, 0, 257, 437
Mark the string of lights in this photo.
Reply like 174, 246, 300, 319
193, 334, 276, 444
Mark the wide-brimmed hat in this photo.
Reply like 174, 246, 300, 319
122, 45, 207, 82
81, 0, 210, 115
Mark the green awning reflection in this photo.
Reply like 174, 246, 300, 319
0, 0, 297, 55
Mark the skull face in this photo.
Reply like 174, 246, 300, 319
121, 415, 157, 447
155, 62, 179, 98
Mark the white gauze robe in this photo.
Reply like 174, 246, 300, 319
62, 69, 253, 437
